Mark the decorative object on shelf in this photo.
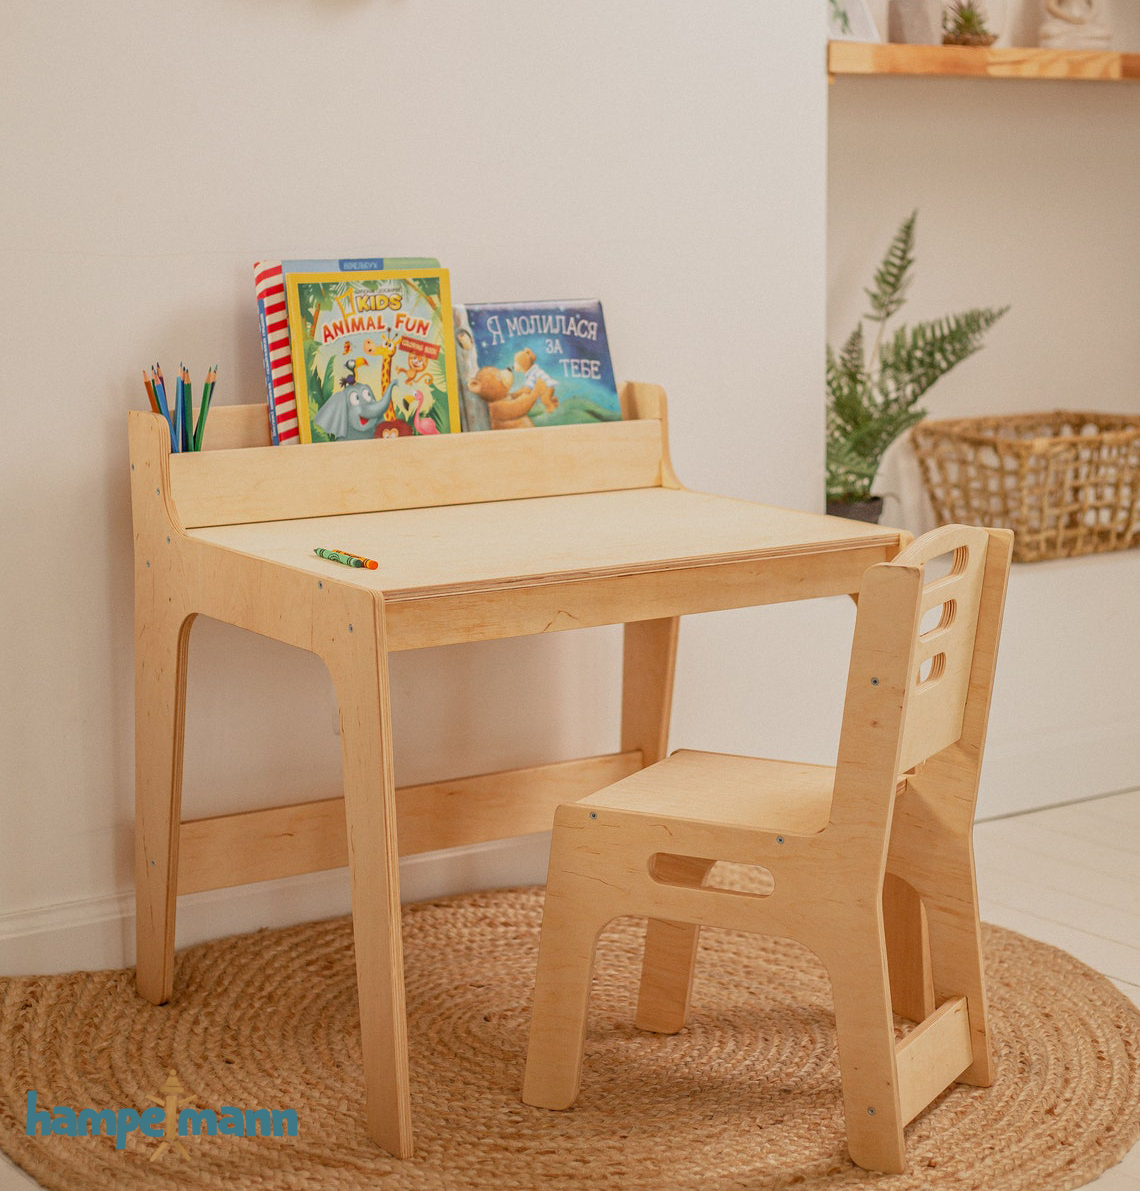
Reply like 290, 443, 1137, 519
1039, 0, 1112, 49
825, 211, 1009, 521
889, 0, 943, 44
912, 411, 1140, 561
943, 0, 999, 45
829, 0, 881, 42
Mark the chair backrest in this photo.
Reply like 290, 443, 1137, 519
830, 524, 1013, 833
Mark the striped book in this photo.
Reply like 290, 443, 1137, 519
254, 261, 299, 445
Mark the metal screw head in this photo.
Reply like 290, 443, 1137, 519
870, 677, 880, 686
867, 1107, 876, 1115
776, 836, 785, 844
589, 812, 597, 820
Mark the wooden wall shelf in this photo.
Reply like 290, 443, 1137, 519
829, 41, 1140, 81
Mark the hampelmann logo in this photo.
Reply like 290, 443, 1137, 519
26, 1071, 298, 1160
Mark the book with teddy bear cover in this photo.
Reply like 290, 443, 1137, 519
452, 300, 620, 432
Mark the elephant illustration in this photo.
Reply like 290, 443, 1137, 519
313, 379, 392, 441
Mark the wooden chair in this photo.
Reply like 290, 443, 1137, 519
521, 524, 1013, 1174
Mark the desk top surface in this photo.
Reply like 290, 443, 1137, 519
188, 487, 899, 601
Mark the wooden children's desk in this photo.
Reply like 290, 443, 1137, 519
128, 382, 905, 1157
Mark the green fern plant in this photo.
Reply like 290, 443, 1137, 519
826, 212, 1009, 505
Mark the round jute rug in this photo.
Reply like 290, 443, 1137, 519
0, 886, 1137, 1191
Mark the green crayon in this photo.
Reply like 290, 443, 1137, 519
314, 547, 365, 568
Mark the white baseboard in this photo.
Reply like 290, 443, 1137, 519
0, 833, 552, 978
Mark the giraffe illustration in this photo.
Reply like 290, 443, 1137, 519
372, 333, 401, 420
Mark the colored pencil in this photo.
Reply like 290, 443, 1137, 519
142, 369, 159, 414
174, 367, 185, 453
151, 365, 177, 452
181, 365, 195, 453
193, 366, 216, 451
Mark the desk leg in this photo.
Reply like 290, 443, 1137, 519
620, 618, 699, 1034
620, 617, 678, 768
134, 609, 194, 1005
325, 598, 413, 1158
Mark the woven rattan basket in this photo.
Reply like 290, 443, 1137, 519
912, 411, 1140, 562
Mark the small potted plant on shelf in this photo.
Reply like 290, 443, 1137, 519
826, 211, 1008, 521
942, 0, 998, 46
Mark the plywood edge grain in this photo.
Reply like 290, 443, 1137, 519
829, 41, 1139, 81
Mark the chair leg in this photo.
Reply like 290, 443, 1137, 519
134, 609, 194, 1005
522, 846, 614, 1110
635, 855, 715, 1033
825, 933, 906, 1174
883, 872, 935, 1023
922, 874, 993, 1086
891, 798, 993, 1088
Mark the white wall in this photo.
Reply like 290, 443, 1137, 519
4, 2, 1135, 977
0, 2, 833, 972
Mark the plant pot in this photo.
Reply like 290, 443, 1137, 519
826, 496, 884, 524
942, 32, 998, 45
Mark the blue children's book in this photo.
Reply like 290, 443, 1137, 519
452, 300, 620, 432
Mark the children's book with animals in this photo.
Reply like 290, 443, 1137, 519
283, 265, 460, 444
255, 257, 438, 444
453, 300, 620, 432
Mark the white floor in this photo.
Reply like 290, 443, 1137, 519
973, 787, 1140, 1190
1, 787, 1137, 1190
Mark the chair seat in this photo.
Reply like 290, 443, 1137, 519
578, 749, 835, 836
